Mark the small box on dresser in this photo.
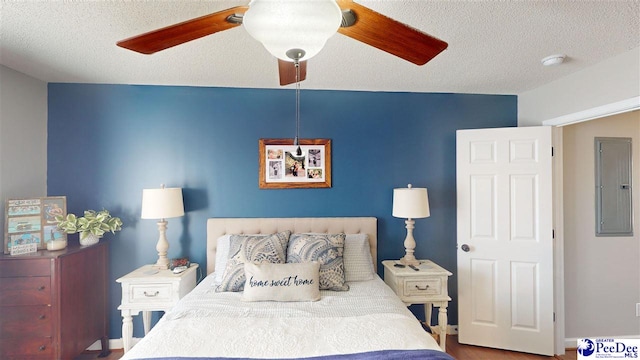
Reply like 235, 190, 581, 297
0, 240, 110, 359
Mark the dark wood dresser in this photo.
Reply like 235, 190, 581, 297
0, 240, 110, 359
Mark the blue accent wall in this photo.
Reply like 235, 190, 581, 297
47, 83, 516, 339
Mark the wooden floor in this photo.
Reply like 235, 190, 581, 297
77, 336, 578, 360
445, 336, 577, 360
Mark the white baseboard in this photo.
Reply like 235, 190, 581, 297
448, 325, 459, 335
565, 335, 640, 349
427, 324, 459, 336
87, 338, 141, 351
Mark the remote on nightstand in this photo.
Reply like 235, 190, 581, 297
172, 266, 187, 274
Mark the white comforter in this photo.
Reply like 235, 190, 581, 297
121, 274, 442, 359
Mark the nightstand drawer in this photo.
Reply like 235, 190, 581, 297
129, 283, 173, 303
404, 278, 442, 297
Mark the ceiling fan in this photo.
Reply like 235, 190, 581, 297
117, 0, 448, 86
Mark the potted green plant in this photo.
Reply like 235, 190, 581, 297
55, 209, 123, 246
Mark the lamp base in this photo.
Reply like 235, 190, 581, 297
154, 220, 170, 270
399, 255, 420, 267
153, 260, 170, 270
400, 218, 420, 267
151, 262, 169, 270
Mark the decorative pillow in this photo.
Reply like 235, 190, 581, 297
287, 233, 349, 291
214, 233, 265, 284
344, 234, 375, 282
216, 231, 291, 292
242, 262, 321, 302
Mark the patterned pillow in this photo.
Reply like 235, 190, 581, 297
216, 231, 291, 292
287, 233, 349, 291
214, 233, 262, 284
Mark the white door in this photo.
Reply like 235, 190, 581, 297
456, 126, 554, 356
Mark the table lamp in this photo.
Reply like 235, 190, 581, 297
392, 184, 430, 266
141, 185, 184, 269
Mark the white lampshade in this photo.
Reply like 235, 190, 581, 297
392, 184, 430, 219
243, 0, 342, 61
141, 187, 185, 220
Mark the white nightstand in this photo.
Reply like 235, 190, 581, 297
117, 264, 198, 353
382, 260, 452, 350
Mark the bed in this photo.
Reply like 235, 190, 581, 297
121, 217, 454, 360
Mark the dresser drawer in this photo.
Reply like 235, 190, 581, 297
128, 283, 173, 303
0, 337, 53, 357
404, 278, 442, 297
0, 305, 52, 337
0, 259, 50, 278
0, 277, 51, 306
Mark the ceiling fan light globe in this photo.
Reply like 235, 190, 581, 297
243, 0, 342, 61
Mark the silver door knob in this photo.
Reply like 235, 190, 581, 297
461, 244, 470, 252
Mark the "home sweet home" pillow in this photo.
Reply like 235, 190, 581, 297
242, 262, 321, 302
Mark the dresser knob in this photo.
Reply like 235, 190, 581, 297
37, 285, 45, 291
39, 314, 46, 320
39, 345, 46, 351
144, 291, 159, 297
415, 285, 430, 291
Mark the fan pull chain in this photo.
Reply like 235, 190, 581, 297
295, 59, 300, 148
285, 48, 305, 157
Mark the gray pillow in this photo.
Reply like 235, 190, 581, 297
344, 234, 375, 282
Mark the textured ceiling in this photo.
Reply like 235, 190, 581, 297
1, 1, 638, 95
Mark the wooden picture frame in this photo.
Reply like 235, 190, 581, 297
4, 196, 67, 254
259, 139, 331, 189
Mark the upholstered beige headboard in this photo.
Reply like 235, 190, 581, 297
206, 217, 377, 275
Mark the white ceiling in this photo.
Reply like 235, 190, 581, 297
1, 1, 638, 95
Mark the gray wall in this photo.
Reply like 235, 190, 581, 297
518, 47, 639, 126
563, 111, 640, 339
0, 65, 48, 236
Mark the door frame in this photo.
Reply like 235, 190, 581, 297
541, 95, 639, 355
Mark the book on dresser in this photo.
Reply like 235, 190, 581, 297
0, 239, 110, 359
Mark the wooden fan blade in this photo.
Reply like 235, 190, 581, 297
278, 60, 307, 86
336, 0, 447, 65
117, 6, 249, 54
